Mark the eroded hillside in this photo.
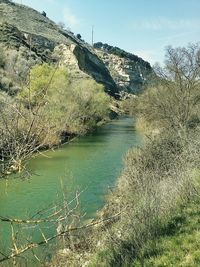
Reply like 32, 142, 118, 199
0, 0, 152, 96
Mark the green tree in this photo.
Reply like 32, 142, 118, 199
19, 63, 70, 106
19, 63, 110, 138
61, 79, 110, 134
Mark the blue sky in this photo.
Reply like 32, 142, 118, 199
15, 0, 200, 65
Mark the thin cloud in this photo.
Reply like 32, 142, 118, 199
131, 17, 200, 31
63, 7, 80, 28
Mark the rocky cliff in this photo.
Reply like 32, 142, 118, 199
0, 0, 152, 96
94, 43, 152, 94
0, 0, 118, 95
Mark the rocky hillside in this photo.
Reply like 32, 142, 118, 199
0, 0, 152, 96
94, 42, 152, 94
0, 0, 118, 95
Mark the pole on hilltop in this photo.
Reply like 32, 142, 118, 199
92, 25, 94, 46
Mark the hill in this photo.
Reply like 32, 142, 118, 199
0, 0, 152, 96
94, 42, 152, 93
0, 0, 117, 95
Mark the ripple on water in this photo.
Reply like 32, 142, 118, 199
0, 117, 141, 261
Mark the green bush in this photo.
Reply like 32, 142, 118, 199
0, 63, 110, 175
19, 63, 110, 136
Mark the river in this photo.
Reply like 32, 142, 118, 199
0, 117, 141, 265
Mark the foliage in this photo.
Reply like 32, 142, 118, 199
0, 63, 110, 174
0, 47, 41, 95
87, 128, 198, 267
133, 191, 200, 267
0, 91, 52, 174
57, 79, 110, 134
56, 43, 200, 267
19, 63, 110, 135
41, 11, 47, 17
0, 46, 5, 68
131, 44, 200, 133
76, 34, 82, 40
19, 63, 69, 106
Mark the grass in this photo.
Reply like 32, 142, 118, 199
133, 193, 200, 267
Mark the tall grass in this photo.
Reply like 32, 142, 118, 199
87, 129, 198, 267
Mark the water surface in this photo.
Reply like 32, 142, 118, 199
0, 117, 141, 263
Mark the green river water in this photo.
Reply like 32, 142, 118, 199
0, 117, 141, 265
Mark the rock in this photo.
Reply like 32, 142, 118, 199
0, 1, 152, 97
58, 248, 71, 256
94, 43, 153, 94
0, 0, 118, 96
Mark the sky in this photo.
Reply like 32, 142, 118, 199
14, 0, 200, 65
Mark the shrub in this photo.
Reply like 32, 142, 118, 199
87, 129, 198, 266
0, 47, 5, 68
19, 64, 110, 136
131, 44, 200, 134
42, 11, 46, 17
0, 62, 110, 174
87, 44, 200, 266
76, 34, 82, 40
51, 44, 200, 267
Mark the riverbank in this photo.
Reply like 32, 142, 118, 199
72, 43, 200, 267
0, 111, 117, 178
0, 117, 141, 266
132, 185, 200, 266
49, 53, 200, 265
0, 64, 113, 177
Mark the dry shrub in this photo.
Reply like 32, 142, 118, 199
88, 128, 199, 266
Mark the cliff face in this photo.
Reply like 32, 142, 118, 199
94, 43, 152, 94
0, 0, 118, 95
0, 0, 152, 96
54, 43, 117, 94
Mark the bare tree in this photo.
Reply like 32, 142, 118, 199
0, 186, 121, 266
132, 44, 200, 135
0, 63, 60, 176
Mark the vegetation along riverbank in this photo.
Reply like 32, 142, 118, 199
1, 61, 113, 176
0, 0, 152, 177
0, 0, 199, 266
50, 44, 200, 267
